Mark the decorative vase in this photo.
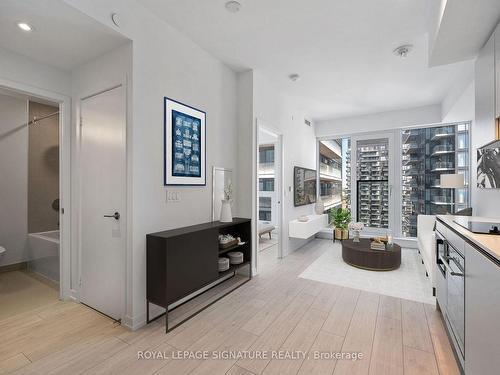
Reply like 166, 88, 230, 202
352, 230, 360, 242
220, 200, 233, 222
314, 198, 324, 215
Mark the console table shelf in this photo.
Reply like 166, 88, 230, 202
146, 218, 252, 332
219, 260, 251, 277
218, 242, 248, 255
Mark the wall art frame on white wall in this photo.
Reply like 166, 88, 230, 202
477, 140, 500, 189
164, 97, 206, 186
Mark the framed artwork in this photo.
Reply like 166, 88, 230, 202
293, 166, 317, 206
164, 97, 206, 186
477, 141, 500, 189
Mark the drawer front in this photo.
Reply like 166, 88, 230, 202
435, 221, 448, 238
447, 228, 465, 256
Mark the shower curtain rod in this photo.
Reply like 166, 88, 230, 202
26, 111, 59, 126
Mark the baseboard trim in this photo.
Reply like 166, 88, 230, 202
0, 261, 27, 273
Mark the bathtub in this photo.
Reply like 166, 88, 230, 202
28, 230, 60, 283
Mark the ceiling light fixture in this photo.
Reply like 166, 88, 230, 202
225, 1, 242, 13
393, 44, 413, 58
288, 74, 300, 82
17, 22, 33, 32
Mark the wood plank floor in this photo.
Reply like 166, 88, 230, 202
0, 239, 460, 375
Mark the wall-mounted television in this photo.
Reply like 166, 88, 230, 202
294, 166, 317, 207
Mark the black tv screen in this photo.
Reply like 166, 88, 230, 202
294, 166, 317, 207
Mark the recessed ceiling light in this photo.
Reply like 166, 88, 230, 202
225, 1, 242, 13
288, 74, 300, 82
17, 22, 33, 32
393, 44, 413, 58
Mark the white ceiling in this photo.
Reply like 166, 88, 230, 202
138, 0, 475, 121
429, 0, 500, 66
0, 0, 129, 71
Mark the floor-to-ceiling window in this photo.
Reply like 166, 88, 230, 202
318, 122, 471, 237
318, 138, 351, 225
401, 122, 471, 237
356, 137, 391, 229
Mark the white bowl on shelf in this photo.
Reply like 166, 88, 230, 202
227, 251, 244, 265
218, 257, 230, 271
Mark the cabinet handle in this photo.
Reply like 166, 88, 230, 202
442, 258, 464, 277
449, 256, 465, 273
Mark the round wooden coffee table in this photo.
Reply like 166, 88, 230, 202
342, 239, 401, 271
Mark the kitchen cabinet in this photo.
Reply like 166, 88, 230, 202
464, 242, 500, 375
436, 216, 500, 375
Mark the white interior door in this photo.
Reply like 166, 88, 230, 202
351, 132, 395, 236
80, 86, 126, 320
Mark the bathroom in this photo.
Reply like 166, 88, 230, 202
0, 87, 61, 319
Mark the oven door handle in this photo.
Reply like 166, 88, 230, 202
442, 258, 464, 277
449, 256, 465, 274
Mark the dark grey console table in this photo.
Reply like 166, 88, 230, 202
146, 218, 252, 332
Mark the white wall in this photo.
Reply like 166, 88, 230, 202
442, 80, 475, 124
0, 94, 28, 266
253, 71, 318, 255
315, 104, 442, 137
64, 0, 239, 329
235, 71, 254, 219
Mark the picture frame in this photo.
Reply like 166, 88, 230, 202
164, 97, 206, 186
477, 140, 500, 189
293, 166, 317, 207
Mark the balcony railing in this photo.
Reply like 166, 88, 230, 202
258, 162, 275, 174
320, 163, 341, 179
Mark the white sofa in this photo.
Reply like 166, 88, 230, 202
417, 214, 436, 295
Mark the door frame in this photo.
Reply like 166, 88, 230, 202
76, 84, 127, 320
0, 78, 72, 301
255, 119, 285, 271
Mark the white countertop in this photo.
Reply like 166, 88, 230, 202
437, 215, 500, 261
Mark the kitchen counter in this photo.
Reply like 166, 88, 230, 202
437, 215, 500, 263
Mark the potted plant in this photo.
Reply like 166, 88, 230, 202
330, 208, 351, 240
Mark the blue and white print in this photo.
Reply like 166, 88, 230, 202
172, 110, 202, 178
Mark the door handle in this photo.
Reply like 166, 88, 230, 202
104, 212, 120, 220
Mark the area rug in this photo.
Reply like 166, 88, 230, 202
299, 241, 435, 304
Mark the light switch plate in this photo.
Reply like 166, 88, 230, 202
166, 190, 181, 203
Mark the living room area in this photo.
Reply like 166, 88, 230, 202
288, 121, 473, 305
268, 119, 472, 306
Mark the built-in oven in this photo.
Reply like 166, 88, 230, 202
435, 231, 447, 277
444, 242, 465, 358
